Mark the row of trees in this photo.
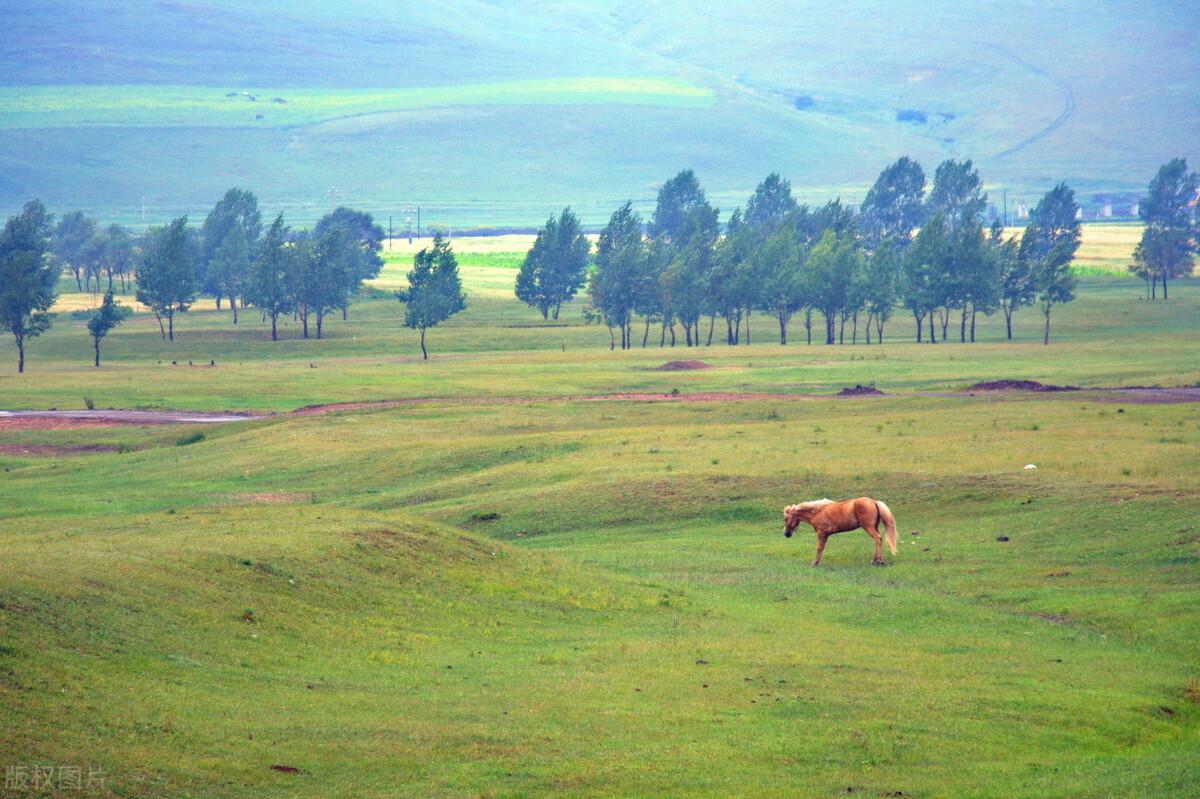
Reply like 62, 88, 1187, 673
556, 160, 1084, 348
516, 159, 1197, 348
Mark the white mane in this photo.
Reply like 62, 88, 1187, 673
785, 498, 833, 513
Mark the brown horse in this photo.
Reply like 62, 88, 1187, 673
783, 497, 898, 566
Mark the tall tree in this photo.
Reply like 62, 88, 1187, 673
744, 173, 798, 234
859, 157, 926, 249
515, 208, 590, 319
1021, 184, 1080, 345
201, 188, 261, 311
649, 170, 716, 244
244, 214, 296, 341
862, 243, 900, 343
87, 289, 131, 367
807, 229, 862, 344
927, 159, 986, 230
0, 201, 57, 372
136, 216, 198, 341
588, 202, 645, 350
993, 228, 1032, 340
52, 211, 97, 291
207, 223, 251, 323
314, 207, 385, 317
1135, 159, 1198, 299
902, 214, 948, 342
755, 225, 806, 344
397, 233, 466, 359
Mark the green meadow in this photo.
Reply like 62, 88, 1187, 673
1, 247, 1198, 797
0, 79, 715, 130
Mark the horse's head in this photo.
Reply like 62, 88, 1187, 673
782, 505, 803, 538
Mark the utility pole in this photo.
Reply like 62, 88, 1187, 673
388, 215, 393, 251
416, 207, 421, 240
1002, 190, 1008, 228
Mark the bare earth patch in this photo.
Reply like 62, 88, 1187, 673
233, 492, 313, 505
837, 384, 885, 397
653, 360, 713, 371
968, 379, 1079, 392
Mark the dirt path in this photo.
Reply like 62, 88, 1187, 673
0, 409, 257, 430
5, 385, 1198, 430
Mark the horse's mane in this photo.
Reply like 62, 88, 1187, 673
785, 498, 834, 513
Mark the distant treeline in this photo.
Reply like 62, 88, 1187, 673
514, 158, 1198, 350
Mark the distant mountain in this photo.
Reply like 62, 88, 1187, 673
1, 0, 1197, 228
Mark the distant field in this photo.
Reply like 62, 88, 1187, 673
0, 79, 714, 129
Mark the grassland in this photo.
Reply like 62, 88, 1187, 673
0, 79, 715, 130
1, 243, 1198, 797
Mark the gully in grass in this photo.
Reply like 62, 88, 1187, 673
783, 497, 899, 566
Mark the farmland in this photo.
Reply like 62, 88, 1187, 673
1, 234, 1198, 796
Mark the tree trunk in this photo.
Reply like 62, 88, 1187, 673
154, 312, 165, 341
301, 309, 309, 339
541, 307, 548, 320
271, 313, 278, 341
805, 309, 812, 345
342, 305, 348, 321
660, 322, 667, 347
608, 324, 615, 350
671, 323, 678, 347
73, 270, 82, 292
93, 338, 100, 367
216, 295, 222, 310
552, 304, 560, 320
419, 326, 428, 360
915, 312, 923, 343
1004, 306, 1014, 340
16, 338, 24, 373
642, 317, 650, 348
316, 311, 323, 339
1162, 272, 1169, 300
960, 307, 967, 342
744, 310, 751, 345
876, 316, 884, 343
778, 311, 788, 345
167, 311, 175, 341
232, 300, 239, 325
1043, 305, 1051, 345
706, 314, 716, 346
852, 311, 858, 345
939, 309, 949, 341
825, 311, 835, 345
970, 307, 978, 342
838, 313, 846, 344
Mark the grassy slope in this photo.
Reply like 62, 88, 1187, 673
1, 241, 1199, 795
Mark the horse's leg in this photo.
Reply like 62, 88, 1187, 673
863, 522, 884, 565
812, 532, 829, 567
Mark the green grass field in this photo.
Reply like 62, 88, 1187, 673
1, 248, 1198, 797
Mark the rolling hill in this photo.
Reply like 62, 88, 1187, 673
1, 0, 1197, 228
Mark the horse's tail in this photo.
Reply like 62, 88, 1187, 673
875, 500, 898, 555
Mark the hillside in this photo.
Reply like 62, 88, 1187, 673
1, 1, 1198, 227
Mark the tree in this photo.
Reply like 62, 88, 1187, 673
244, 214, 296, 341
902, 214, 948, 342
201, 189, 261, 312
860, 157, 926, 249
87, 290, 131, 367
744, 173, 798, 234
649, 170, 716, 244
515, 208, 590, 319
314, 207, 385, 317
927, 159, 986, 230
994, 230, 1032, 340
1135, 159, 1198, 299
136, 216, 198, 341
52, 211, 97, 291
1021, 184, 1080, 345
207, 224, 250, 323
862, 243, 900, 343
588, 202, 645, 349
807, 229, 862, 344
397, 233, 466, 359
755, 225, 806, 344
85, 224, 136, 292
0, 201, 57, 372
294, 226, 354, 339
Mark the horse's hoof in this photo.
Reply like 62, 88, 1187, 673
811, 561, 821, 567
872, 559, 885, 566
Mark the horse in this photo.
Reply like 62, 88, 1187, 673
783, 497, 898, 566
